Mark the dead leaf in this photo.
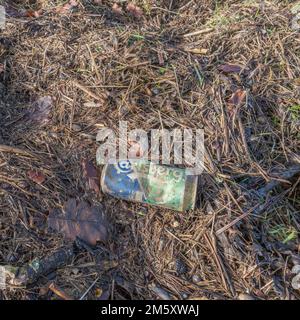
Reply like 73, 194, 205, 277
228, 89, 246, 106
112, 3, 123, 15
28, 96, 53, 125
48, 199, 108, 246
27, 170, 46, 184
56, 0, 78, 14
218, 64, 242, 73
81, 159, 100, 194
126, 2, 143, 18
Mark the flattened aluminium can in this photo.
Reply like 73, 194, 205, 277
100, 160, 198, 211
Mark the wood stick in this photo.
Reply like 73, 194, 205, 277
0, 144, 34, 157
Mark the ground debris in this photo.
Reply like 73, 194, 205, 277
27, 96, 53, 126
48, 199, 109, 246
3, 246, 74, 286
81, 159, 100, 194
0, 0, 299, 300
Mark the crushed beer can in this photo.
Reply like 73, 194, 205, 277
100, 160, 198, 211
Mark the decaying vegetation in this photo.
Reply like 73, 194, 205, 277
0, 0, 299, 300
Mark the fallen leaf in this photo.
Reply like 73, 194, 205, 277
126, 2, 143, 18
81, 159, 100, 194
112, 3, 123, 15
228, 89, 246, 106
27, 170, 46, 184
48, 199, 108, 245
218, 64, 242, 73
56, 0, 78, 14
28, 96, 53, 126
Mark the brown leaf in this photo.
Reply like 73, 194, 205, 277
218, 64, 242, 73
228, 89, 246, 107
112, 3, 123, 15
28, 96, 53, 125
126, 2, 143, 18
27, 170, 46, 184
81, 159, 100, 193
48, 199, 108, 245
56, 0, 78, 14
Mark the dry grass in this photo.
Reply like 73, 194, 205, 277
0, 0, 299, 300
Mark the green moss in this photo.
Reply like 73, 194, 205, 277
289, 105, 300, 120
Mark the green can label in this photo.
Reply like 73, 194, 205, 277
101, 160, 198, 211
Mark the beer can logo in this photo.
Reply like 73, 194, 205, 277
115, 160, 133, 174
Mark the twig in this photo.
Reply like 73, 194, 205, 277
4, 246, 74, 286
73, 81, 105, 102
0, 144, 34, 157
183, 28, 214, 38
216, 204, 260, 236
49, 282, 74, 300
204, 233, 236, 297
79, 277, 99, 300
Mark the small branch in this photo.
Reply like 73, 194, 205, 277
49, 282, 74, 300
0, 144, 34, 157
4, 246, 75, 286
